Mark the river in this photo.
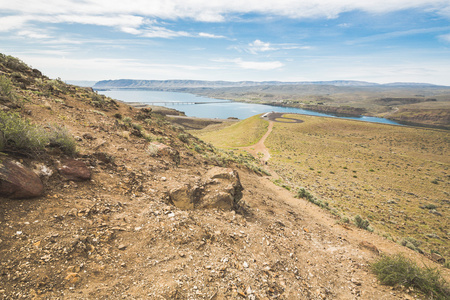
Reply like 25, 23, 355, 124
98, 89, 401, 125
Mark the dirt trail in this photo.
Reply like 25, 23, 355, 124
241, 121, 274, 163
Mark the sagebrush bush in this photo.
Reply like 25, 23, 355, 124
47, 125, 77, 156
0, 111, 76, 155
0, 111, 48, 153
371, 254, 449, 299
0, 74, 19, 104
354, 215, 372, 231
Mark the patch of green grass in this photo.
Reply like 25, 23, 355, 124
371, 254, 449, 299
194, 114, 268, 148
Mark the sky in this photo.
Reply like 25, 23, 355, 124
1, 0, 450, 85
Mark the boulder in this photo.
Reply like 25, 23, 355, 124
169, 167, 243, 210
169, 184, 199, 210
147, 142, 180, 165
0, 159, 44, 199
58, 160, 91, 181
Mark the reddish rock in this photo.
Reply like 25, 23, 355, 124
358, 241, 380, 254
58, 160, 91, 181
0, 159, 44, 199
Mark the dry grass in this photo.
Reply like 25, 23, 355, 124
265, 114, 449, 258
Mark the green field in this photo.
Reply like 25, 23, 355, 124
193, 114, 450, 259
193, 114, 268, 147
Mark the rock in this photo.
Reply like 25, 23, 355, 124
82, 133, 95, 140
58, 160, 91, 181
32, 163, 53, 177
169, 184, 199, 210
147, 142, 180, 165
358, 241, 380, 254
0, 159, 44, 199
426, 252, 445, 264
197, 167, 243, 210
168, 167, 243, 210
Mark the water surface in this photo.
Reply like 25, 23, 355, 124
99, 89, 401, 125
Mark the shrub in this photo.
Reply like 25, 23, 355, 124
0, 111, 48, 153
296, 188, 315, 202
47, 125, 77, 156
371, 254, 449, 299
0, 111, 76, 155
424, 204, 438, 210
178, 133, 189, 143
0, 74, 19, 104
354, 215, 372, 231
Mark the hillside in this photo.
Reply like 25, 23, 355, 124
1, 54, 449, 299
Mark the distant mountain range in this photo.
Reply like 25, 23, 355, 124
93, 79, 441, 90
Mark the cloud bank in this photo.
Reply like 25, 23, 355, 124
1, 0, 449, 37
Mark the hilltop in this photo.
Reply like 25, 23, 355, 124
0, 54, 449, 299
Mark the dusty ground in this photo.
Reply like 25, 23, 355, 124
1, 100, 448, 299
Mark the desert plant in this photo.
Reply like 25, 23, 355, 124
0, 111, 77, 155
47, 125, 77, 156
354, 215, 372, 231
0, 111, 48, 153
0, 74, 19, 104
371, 254, 449, 299
178, 133, 189, 143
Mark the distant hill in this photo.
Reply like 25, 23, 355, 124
93, 79, 384, 89
93, 79, 445, 90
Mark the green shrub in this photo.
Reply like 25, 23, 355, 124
424, 204, 438, 210
0, 74, 19, 104
178, 133, 189, 143
0, 111, 76, 155
296, 188, 314, 202
371, 254, 449, 299
354, 215, 372, 231
0, 111, 48, 153
47, 125, 77, 156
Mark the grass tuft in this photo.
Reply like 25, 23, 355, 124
371, 254, 449, 299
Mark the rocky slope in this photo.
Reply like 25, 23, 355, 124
0, 54, 448, 299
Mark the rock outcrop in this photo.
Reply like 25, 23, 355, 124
169, 167, 243, 210
0, 159, 44, 198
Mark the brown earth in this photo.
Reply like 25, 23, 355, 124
0, 55, 449, 299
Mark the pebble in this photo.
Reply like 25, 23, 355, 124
118, 244, 127, 250
243, 261, 249, 268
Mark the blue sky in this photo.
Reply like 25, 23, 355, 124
1, 0, 450, 85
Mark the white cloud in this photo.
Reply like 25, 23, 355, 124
220, 58, 284, 70
198, 32, 226, 39
235, 40, 311, 54
17, 30, 51, 39
439, 33, 450, 42
2, 0, 449, 31
248, 40, 275, 53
